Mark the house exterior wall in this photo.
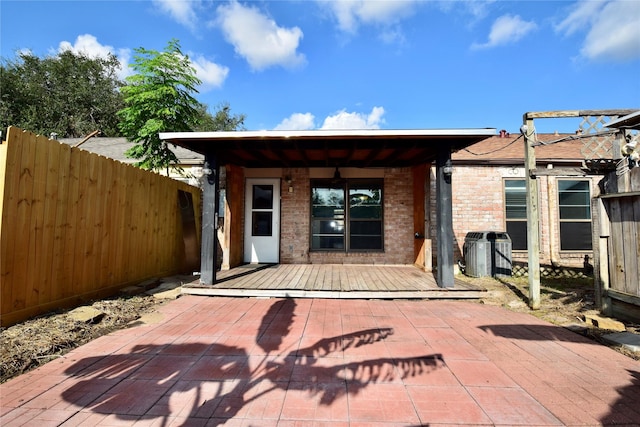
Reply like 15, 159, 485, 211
280, 168, 311, 264
432, 163, 602, 269
221, 165, 245, 269
296, 167, 416, 265
225, 166, 418, 266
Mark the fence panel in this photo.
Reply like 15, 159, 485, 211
606, 195, 640, 298
1, 127, 201, 326
621, 196, 640, 296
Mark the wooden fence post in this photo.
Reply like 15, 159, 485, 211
523, 116, 541, 309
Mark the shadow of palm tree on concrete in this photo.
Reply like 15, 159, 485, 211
479, 323, 596, 343
62, 298, 443, 426
601, 369, 640, 426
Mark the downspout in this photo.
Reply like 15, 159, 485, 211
547, 175, 558, 266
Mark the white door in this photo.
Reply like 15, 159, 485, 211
244, 178, 280, 263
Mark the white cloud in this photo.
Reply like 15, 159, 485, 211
556, 0, 640, 61
274, 113, 316, 130
58, 34, 132, 80
321, 106, 385, 130
57, 34, 229, 90
471, 14, 537, 50
463, 0, 496, 21
215, 1, 305, 71
152, 0, 199, 29
555, 0, 605, 36
17, 48, 33, 57
317, 0, 417, 34
379, 27, 406, 45
189, 54, 229, 91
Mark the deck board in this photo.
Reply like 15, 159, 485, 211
183, 264, 485, 299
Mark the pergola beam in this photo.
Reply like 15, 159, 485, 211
524, 109, 637, 119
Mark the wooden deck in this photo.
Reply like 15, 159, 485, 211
182, 264, 486, 299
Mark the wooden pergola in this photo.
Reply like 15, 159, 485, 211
521, 109, 637, 309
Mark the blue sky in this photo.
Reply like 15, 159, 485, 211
1, 0, 639, 134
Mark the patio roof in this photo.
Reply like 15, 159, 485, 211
159, 128, 497, 168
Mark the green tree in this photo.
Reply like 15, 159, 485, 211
0, 51, 123, 137
192, 101, 246, 132
118, 39, 202, 170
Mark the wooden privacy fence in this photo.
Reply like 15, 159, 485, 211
597, 192, 640, 321
0, 127, 202, 326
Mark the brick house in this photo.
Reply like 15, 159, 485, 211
65, 131, 598, 281
159, 129, 496, 288
444, 131, 602, 273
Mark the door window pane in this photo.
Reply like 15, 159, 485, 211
252, 212, 272, 236
253, 185, 273, 209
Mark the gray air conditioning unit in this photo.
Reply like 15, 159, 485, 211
463, 231, 512, 278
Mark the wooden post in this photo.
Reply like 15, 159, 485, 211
436, 148, 454, 288
523, 117, 541, 309
412, 165, 426, 268
593, 197, 612, 314
200, 153, 219, 285
425, 163, 432, 272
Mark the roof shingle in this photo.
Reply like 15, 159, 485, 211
454, 133, 598, 162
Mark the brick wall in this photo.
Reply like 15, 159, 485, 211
224, 163, 599, 270
280, 167, 416, 264
431, 164, 601, 268
280, 168, 311, 264
451, 165, 505, 261
381, 167, 415, 264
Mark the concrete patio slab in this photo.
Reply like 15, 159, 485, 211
1, 296, 639, 426
603, 331, 640, 353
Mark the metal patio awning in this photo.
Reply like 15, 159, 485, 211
159, 128, 497, 168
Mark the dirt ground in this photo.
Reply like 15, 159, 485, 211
1, 274, 638, 384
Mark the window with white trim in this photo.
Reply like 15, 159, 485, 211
558, 180, 592, 251
504, 179, 527, 250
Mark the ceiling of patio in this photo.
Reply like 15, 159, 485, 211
160, 129, 497, 168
